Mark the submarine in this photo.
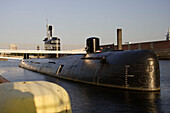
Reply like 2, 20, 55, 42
19, 29, 160, 91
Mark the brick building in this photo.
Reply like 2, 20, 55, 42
101, 40, 170, 59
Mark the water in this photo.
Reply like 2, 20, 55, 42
0, 59, 170, 113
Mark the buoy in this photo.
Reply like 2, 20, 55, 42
0, 81, 72, 113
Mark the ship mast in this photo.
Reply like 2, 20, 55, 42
46, 19, 50, 40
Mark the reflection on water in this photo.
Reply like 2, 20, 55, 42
0, 60, 170, 113
0, 60, 46, 82
47, 78, 161, 113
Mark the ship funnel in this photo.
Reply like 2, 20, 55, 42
166, 28, 170, 40
49, 25, 52, 37
117, 29, 123, 50
86, 37, 100, 53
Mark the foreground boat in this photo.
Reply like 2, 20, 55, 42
0, 80, 72, 113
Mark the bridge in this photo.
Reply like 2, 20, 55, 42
0, 43, 86, 59
0, 49, 86, 54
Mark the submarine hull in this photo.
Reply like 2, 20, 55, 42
19, 50, 160, 91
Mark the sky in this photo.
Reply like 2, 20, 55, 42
0, 0, 170, 46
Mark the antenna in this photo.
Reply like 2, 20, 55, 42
46, 19, 50, 40
45, 8, 53, 40
45, 8, 50, 40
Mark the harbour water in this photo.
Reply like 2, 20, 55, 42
0, 59, 170, 113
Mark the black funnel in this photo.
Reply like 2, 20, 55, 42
49, 26, 52, 37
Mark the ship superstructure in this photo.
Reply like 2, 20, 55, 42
43, 24, 60, 57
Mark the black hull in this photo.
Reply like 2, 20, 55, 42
19, 50, 160, 91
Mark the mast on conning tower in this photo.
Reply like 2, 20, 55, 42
46, 19, 53, 40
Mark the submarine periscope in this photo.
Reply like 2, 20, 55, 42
19, 30, 160, 91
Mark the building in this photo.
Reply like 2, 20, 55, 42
9, 44, 17, 50
101, 29, 170, 59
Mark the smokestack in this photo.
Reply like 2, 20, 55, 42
117, 29, 122, 50
49, 25, 52, 37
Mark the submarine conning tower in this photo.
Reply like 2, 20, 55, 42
85, 29, 123, 53
86, 37, 100, 53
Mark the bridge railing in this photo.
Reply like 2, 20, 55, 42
0, 43, 85, 51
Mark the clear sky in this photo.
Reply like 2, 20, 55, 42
0, 0, 170, 46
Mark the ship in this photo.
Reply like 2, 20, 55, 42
19, 27, 160, 91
